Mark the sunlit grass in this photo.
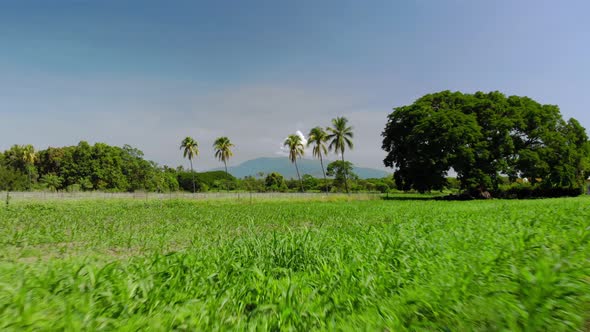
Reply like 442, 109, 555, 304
1, 197, 589, 330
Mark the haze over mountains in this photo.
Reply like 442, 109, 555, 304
211, 157, 391, 179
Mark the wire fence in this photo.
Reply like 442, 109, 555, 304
1, 191, 382, 202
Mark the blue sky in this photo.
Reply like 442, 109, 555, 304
1, 0, 589, 171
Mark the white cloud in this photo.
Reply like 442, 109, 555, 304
276, 130, 314, 157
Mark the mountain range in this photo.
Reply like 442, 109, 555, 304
211, 157, 391, 179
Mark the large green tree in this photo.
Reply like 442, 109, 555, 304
180, 137, 199, 193
382, 91, 590, 194
327, 117, 354, 193
307, 126, 329, 193
283, 134, 305, 192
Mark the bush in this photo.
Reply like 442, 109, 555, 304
265, 172, 288, 192
66, 184, 82, 192
440, 183, 584, 200
491, 185, 583, 199
0, 166, 29, 191
176, 172, 204, 192
375, 182, 391, 193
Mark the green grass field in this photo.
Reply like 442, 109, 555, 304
1, 197, 589, 331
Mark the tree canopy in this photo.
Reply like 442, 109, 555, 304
264, 172, 288, 192
326, 160, 357, 191
382, 91, 590, 193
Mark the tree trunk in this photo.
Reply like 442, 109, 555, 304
27, 165, 32, 190
190, 159, 196, 193
319, 154, 329, 194
341, 151, 349, 194
224, 160, 229, 192
294, 160, 304, 192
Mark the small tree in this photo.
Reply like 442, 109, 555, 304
40, 173, 62, 192
302, 174, 319, 191
327, 160, 357, 191
265, 172, 287, 192
0, 166, 28, 191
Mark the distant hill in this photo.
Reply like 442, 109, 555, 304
212, 157, 391, 179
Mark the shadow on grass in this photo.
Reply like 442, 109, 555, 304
380, 194, 444, 201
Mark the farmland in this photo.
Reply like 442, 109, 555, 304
1, 197, 590, 330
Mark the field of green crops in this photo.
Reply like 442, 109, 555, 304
1, 197, 590, 331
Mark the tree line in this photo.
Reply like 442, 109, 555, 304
3, 91, 588, 197
0, 140, 392, 193
0, 142, 176, 192
0, 116, 397, 193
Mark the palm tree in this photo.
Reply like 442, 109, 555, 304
327, 117, 354, 193
213, 136, 234, 191
284, 134, 305, 192
213, 137, 234, 175
307, 126, 329, 193
180, 137, 199, 193
22, 144, 37, 188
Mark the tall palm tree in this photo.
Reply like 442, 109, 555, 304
213, 137, 234, 175
213, 136, 234, 191
284, 134, 305, 192
180, 137, 199, 193
327, 117, 354, 193
307, 126, 329, 193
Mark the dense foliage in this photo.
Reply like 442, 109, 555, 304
0, 142, 178, 192
177, 170, 237, 192
0, 142, 392, 193
382, 91, 590, 194
1, 197, 589, 330
264, 172, 288, 192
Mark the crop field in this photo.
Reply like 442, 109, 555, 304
1, 197, 590, 331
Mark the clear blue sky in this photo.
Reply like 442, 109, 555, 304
1, 0, 589, 170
